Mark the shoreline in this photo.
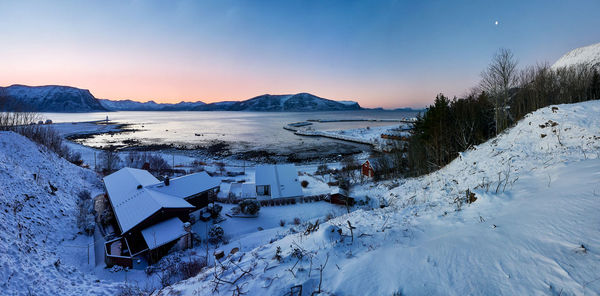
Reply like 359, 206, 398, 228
54, 120, 370, 165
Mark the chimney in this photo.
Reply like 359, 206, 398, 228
165, 177, 170, 186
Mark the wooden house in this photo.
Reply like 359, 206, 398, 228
102, 168, 219, 268
361, 159, 376, 178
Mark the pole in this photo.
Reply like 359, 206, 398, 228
87, 244, 90, 265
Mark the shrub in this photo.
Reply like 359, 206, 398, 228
208, 203, 223, 218
76, 190, 95, 235
208, 224, 224, 243
279, 219, 285, 227
293, 217, 301, 225
67, 150, 83, 166
316, 164, 329, 176
301, 180, 309, 188
100, 208, 115, 226
239, 199, 260, 216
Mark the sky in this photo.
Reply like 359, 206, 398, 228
1, 0, 599, 108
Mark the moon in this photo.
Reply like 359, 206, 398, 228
495, 20, 499, 26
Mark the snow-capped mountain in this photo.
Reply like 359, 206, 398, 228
218, 93, 361, 111
99, 99, 206, 111
0, 85, 107, 112
3, 85, 362, 112
552, 42, 600, 70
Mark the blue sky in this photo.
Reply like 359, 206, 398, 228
1, 0, 599, 107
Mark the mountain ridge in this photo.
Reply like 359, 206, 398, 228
1, 84, 363, 112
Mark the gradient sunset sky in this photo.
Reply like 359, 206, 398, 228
1, 0, 599, 108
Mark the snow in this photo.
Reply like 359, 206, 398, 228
141, 217, 188, 250
148, 172, 220, 198
0, 131, 118, 295
160, 100, 600, 296
552, 42, 600, 70
256, 164, 303, 199
104, 168, 194, 233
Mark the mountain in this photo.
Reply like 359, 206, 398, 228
98, 99, 206, 111
0, 84, 107, 112
203, 93, 361, 111
2, 84, 361, 112
552, 42, 600, 70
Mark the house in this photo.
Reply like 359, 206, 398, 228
329, 188, 355, 206
102, 168, 219, 268
361, 158, 377, 178
255, 164, 303, 200
229, 183, 257, 200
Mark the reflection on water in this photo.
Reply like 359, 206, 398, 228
41, 110, 417, 153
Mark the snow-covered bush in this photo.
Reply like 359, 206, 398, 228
76, 190, 95, 235
239, 199, 260, 216
301, 180, 309, 188
100, 208, 115, 226
207, 203, 223, 218
151, 254, 207, 288
208, 224, 225, 243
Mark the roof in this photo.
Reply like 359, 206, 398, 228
230, 183, 257, 199
103, 168, 194, 234
141, 217, 188, 250
255, 164, 303, 199
148, 171, 220, 198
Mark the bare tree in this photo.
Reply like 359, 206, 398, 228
480, 48, 518, 134
100, 149, 121, 173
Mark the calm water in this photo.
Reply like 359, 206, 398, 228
42, 110, 417, 153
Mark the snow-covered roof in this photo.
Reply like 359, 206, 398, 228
141, 217, 187, 250
103, 168, 194, 234
230, 183, 257, 199
255, 164, 303, 199
148, 171, 220, 198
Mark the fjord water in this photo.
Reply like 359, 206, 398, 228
41, 110, 416, 153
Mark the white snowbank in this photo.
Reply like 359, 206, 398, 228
160, 100, 600, 295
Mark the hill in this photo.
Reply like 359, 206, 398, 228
0, 131, 117, 295
160, 100, 600, 295
552, 42, 600, 70
0, 85, 107, 112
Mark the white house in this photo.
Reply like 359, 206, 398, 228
255, 164, 303, 200
229, 183, 257, 199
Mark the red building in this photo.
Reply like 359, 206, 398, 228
361, 159, 376, 178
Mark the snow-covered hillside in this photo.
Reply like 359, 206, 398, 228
552, 42, 600, 70
1, 85, 107, 112
160, 101, 600, 295
0, 132, 117, 295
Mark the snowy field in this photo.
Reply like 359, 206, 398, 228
160, 100, 600, 295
